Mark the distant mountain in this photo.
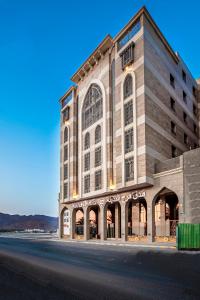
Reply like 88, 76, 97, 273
0, 212, 58, 232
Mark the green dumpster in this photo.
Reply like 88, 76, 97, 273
177, 223, 200, 250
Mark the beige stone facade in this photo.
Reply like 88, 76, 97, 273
58, 7, 200, 243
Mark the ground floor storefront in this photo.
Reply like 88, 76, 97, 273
60, 185, 181, 243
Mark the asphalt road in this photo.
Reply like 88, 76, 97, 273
0, 237, 199, 300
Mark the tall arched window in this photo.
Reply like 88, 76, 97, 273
84, 132, 90, 150
124, 74, 133, 99
64, 127, 68, 143
95, 125, 101, 144
82, 84, 103, 130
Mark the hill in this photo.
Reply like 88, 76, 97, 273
0, 212, 58, 232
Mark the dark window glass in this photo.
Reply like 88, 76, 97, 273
170, 97, 175, 111
118, 20, 141, 50
64, 127, 68, 143
124, 101, 133, 126
183, 91, 187, 103
182, 70, 186, 82
120, 43, 134, 70
64, 145, 68, 161
171, 145, 177, 158
171, 121, 176, 135
84, 132, 90, 150
170, 74, 175, 88
124, 74, 133, 99
95, 170, 102, 190
125, 157, 134, 181
95, 125, 101, 144
64, 164, 68, 180
125, 128, 133, 153
64, 183, 68, 199
84, 153, 90, 171
95, 147, 101, 167
84, 175, 90, 193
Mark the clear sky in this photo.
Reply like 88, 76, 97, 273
0, 0, 199, 217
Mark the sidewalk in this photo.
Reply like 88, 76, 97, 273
56, 238, 177, 250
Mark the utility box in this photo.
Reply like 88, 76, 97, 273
177, 224, 200, 250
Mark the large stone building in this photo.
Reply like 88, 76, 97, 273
59, 6, 200, 243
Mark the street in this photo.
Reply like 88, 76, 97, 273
0, 236, 199, 300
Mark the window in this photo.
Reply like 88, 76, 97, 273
171, 145, 177, 158
170, 97, 175, 111
84, 132, 90, 150
124, 74, 133, 99
82, 84, 103, 130
184, 133, 188, 145
183, 91, 187, 103
170, 74, 175, 88
84, 175, 90, 193
182, 70, 186, 83
84, 153, 90, 171
183, 112, 187, 124
63, 107, 70, 122
64, 145, 68, 161
171, 121, 176, 135
64, 164, 68, 180
193, 104, 197, 117
64, 127, 68, 143
95, 147, 101, 167
95, 125, 101, 144
120, 43, 134, 70
95, 170, 102, 190
193, 123, 197, 134
124, 101, 133, 125
125, 157, 134, 181
193, 86, 197, 99
125, 128, 133, 153
62, 92, 72, 107
64, 183, 68, 199
118, 20, 141, 50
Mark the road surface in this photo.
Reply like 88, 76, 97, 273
0, 236, 199, 300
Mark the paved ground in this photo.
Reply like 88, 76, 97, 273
0, 235, 199, 300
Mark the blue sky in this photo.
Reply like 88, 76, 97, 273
0, 0, 199, 216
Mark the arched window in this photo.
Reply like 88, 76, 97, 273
124, 74, 133, 99
82, 84, 103, 130
64, 127, 68, 143
84, 132, 90, 150
95, 125, 101, 144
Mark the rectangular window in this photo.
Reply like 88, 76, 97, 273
184, 133, 188, 145
182, 70, 186, 82
183, 112, 187, 124
118, 20, 141, 50
95, 170, 102, 190
63, 183, 68, 199
171, 121, 176, 135
170, 97, 175, 111
193, 86, 197, 99
171, 145, 177, 158
193, 104, 197, 116
170, 74, 175, 88
183, 91, 187, 103
64, 145, 68, 161
124, 101, 133, 126
84, 153, 90, 171
120, 43, 134, 70
64, 164, 68, 180
125, 128, 133, 153
62, 92, 72, 107
63, 107, 70, 123
84, 175, 90, 193
125, 157, 134, 182
95, 147, 101, 167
